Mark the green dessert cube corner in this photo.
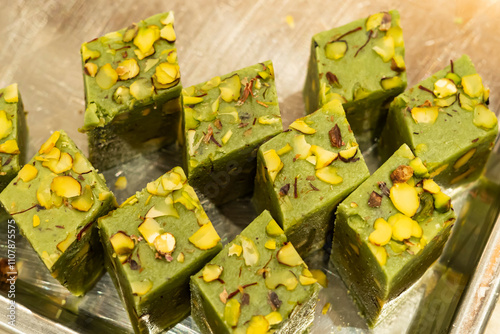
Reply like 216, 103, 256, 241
379, 55, 498, 187
252, 100, 370, 256
182, 61, 283, 205
303, 10, 407, 149
98, 166, 223, 333
0, 83, 28, 190
330, 144, 456, 326
0, 130, 116, 296
191, 210, 321, 334
80, 11, 182, 171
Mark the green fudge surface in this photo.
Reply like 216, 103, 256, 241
252, 100, 370, 256
379, 54, 498, 187
191, 210, 321, 334
330, 144, 456, 327
0, 83, 27, 190
0, 130, 116, 296
303, 10, 407, 149
183, 60, 283, 205
81, 11, 182, 170
98, 166, 222, 334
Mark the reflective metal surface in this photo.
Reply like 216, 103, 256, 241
0, 0, 499, 333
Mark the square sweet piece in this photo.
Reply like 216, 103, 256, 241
0, 83, 27, 190
182, 61, 283, 205
80, 11, 182, 170
303, 10, 407, 149
98, 167, 222, 333
252, 100, 370, 256
379, 55, 498, 187
191, 210, 321, 334
330, 144, 456, 326
0, 130, 116, 296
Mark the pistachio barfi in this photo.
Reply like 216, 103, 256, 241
182, 61, 283, 205
252, 100, 370, 256
0, 130, 116, 296
379, 55, 498, 187
191, 210, 321, 334
0, 83, 27, 190
98, 167, 222, 333
80, 11, 182, 170
303, 10, 407, 149
330, 144, 456, 326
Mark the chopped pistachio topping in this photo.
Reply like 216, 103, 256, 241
369, 218, 392, 246
154, 232, 176, 255
71, 185, 94, 212
265, 269, 298, 290
372, 36, 395, 62
292, 135, 312, 160
138, 218, 162, 244
133, 26, 160, 54
0, 140, 19, 154
0, 110, 12, 140
265, 311, 283, 325
189, 222, 221, 250
276, 242, 303, 266
131, 279, 153, 296
263, 149, 283, 183
228, 243, 243, 257
202, 264, 223, 282
325, 41, 347, 60
201, 76, 221, 91
366, 12, 385, 31
33, 214, 40, 227
461, 73, 483, 98
310, 145, 338, 169
219, 74, 241, 102
224, 299, 241, 327
84, 63, 98, 77
18, 164, 38, 182
473, 104, 497, 130
433, 191, 451, 212
81, 44, 100, 62
50, 176, 82, 198
389, 183, 419, 217
316, 166, 343, 185
160, 24, 176, 42
381, 76, 403, 90
130, 79, 154, 100
109, 231, 135, 255
289, 120, 316, 134
116, 59, 140, 80
241, 236, 259, 266
386, 26, 404, 47
96, 63, 118, 90
411, 106, 439, 124
155, 62, 180, 85
423, 179, 441, 194
42, 152, 73, 174
433, 78, 457, 98
276, 143, 292, 156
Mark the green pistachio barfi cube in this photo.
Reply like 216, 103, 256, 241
252, 100, 370, 256
330, 144, 456, 326
191, 210, 321, 334
379, 55, 498, 187
303, 10, 407, 149
81, 11, 182, 170
0, 130, 116, 296
0, 83, 27, 190
183, 61, 283, 205
98, 167, 222, 333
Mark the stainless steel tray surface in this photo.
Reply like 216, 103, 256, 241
0, 0, 499, 333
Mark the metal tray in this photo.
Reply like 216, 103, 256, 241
0, 0, 499, 333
